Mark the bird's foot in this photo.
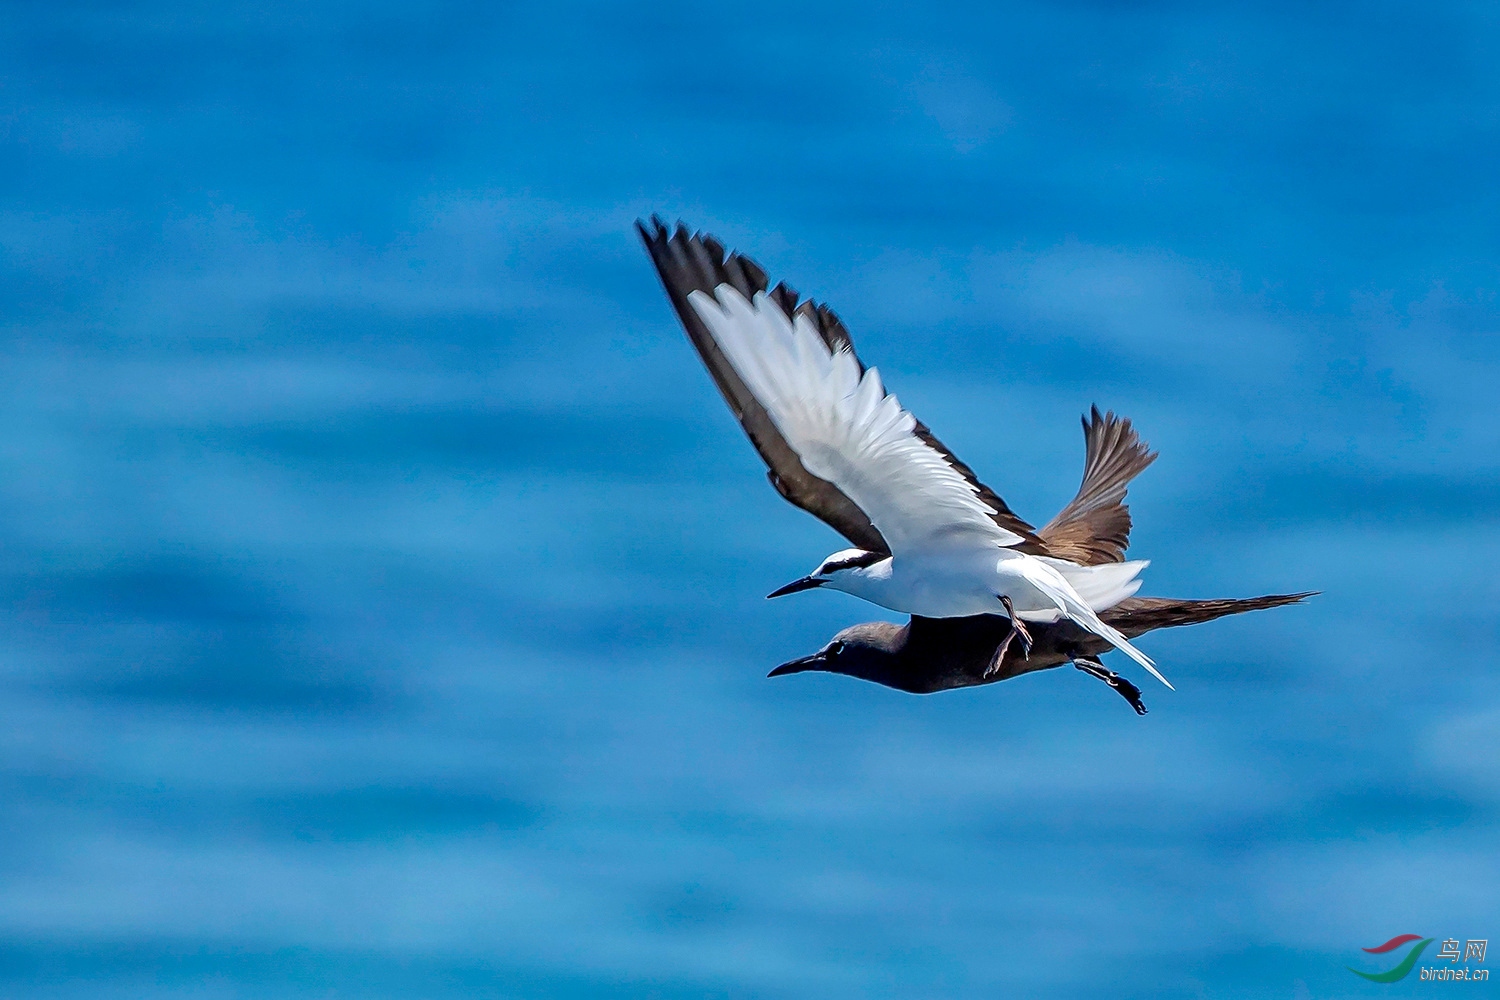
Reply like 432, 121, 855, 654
999, 596, 1032, 657
983, 636, 1010, 679
1073, 657, 1147, 715
984, 597, 1034, 678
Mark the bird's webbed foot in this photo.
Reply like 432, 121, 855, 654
983, 596, 1034, 678
1073, 656, 1147, 715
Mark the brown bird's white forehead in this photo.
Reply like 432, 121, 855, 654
820, 550, 888, 573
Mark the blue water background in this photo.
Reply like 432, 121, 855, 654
1, 2, 1497, 996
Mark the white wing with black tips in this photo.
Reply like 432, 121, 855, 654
637, 218, 887, 553
688, 284, 1028, 554
638, 217, 1051, 557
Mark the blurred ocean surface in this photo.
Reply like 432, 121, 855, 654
1, 2, 1497, 997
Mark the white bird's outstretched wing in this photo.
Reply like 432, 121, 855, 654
688, 284, 1031, 555
639, 218, 1050, 558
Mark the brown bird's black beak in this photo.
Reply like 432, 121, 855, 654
766, 576, 825, 599
768, 651, 827, 677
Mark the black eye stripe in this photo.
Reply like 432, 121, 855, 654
822, 551, 886, 574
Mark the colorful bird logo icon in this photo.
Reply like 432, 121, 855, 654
1348, 934, 1433, 983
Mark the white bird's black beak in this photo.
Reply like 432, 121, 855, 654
766, 576, 825, 599
768, 651, 827, 677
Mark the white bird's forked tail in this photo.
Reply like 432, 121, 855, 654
1047, 557, 1149, 612
1018, 559, 1174, 689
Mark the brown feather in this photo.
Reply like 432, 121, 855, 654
1103, 593, 1317, 638
1039, 406, 1158, 565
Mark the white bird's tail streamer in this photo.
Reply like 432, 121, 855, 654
1019, 558, 1174, 689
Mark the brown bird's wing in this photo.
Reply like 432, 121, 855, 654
1100, 593, 1316, 638
638, 217, 1051, 557
1039, 406, 1158, 565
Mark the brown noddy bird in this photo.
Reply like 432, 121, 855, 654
767, 594, 1312, 713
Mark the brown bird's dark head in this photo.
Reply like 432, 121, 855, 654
767, 622, 918, 689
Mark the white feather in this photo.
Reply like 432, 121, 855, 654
688, 286, 1024, 552
1047, 558, 1149, 611
1011, 557, 1172, 688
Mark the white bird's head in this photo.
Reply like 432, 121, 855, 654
766, 548, 892, 599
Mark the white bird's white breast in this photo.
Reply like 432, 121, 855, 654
829, 547, 1146, 621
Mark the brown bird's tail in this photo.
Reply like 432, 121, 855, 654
1101, 593, 1316, 639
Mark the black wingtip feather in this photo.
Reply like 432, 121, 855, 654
769, 282, 799, 315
